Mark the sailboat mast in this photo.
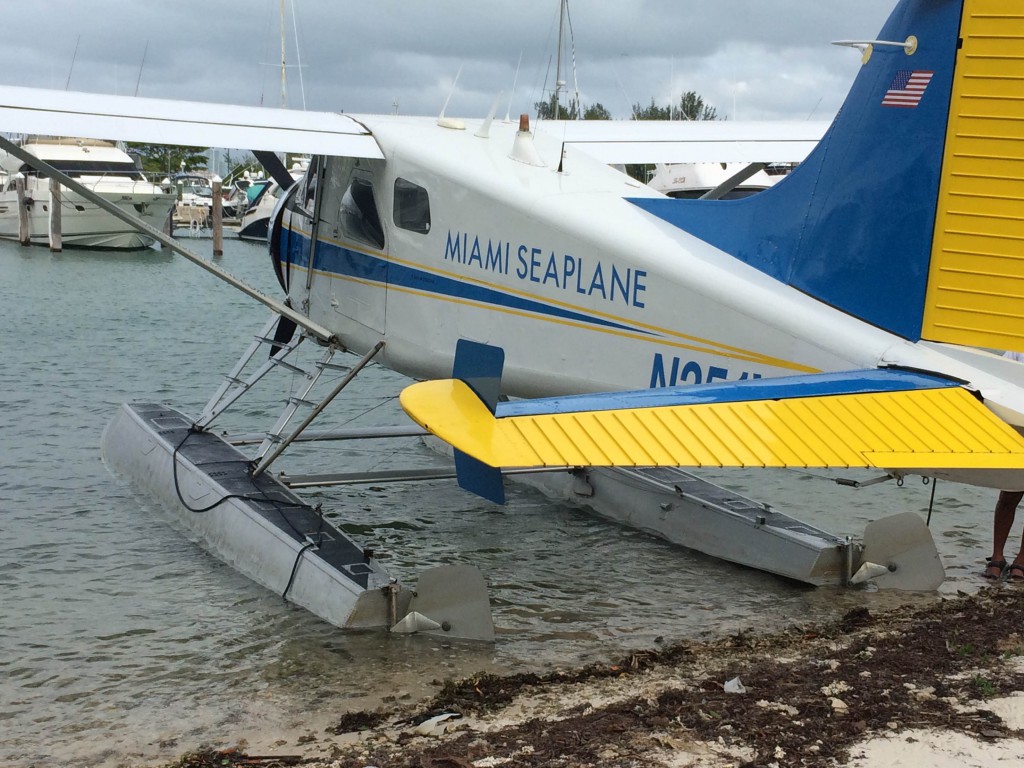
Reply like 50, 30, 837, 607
280, 0, 287, 108
554, 0, 566, 119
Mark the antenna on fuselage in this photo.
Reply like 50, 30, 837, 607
438, 64, 466, 130
476, 92, 504, 139
504, 51, 523, 122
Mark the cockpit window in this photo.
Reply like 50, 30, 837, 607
340, 178, 385, 249
287, 156, 318, 219
300, 156, 318, 215
393, 177, 430, 234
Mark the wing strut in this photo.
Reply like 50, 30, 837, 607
0, 135, 333, 344
253, 149, 299, 192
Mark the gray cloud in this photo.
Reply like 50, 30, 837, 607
0, 0, 896, 120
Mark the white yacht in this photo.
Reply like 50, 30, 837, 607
237, 160, 307, 242
172, 173, 215, 209
0, 137, 176, 249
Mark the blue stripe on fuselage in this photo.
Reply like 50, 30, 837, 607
283, 227, 652, 335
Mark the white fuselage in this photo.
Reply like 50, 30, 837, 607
0, 139, 175, 249
275, 115, 1024, 479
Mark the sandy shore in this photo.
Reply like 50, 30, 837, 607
159, 586, 1024, 768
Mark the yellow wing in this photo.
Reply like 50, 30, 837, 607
401, 372, 1024, 481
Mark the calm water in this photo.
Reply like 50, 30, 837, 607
0, 235, 1006, 766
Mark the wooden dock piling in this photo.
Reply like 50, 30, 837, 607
49, 177, 62, 253
212, 176, 223, 256
15, 173, 30, 246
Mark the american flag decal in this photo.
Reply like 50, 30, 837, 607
882, 70, 934, 108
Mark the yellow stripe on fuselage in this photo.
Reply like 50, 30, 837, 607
400, 379, 1024, 472
924, 0, 1024, 349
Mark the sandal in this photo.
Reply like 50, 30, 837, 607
1007, 563, 1024, 583
984, 559, 1007, 580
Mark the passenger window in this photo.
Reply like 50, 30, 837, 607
340, 177, 385, 249
393, 177, 431, 234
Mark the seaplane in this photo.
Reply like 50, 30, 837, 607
1, 0, 1021, 641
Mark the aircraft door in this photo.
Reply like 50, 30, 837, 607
307, 156, 388, 334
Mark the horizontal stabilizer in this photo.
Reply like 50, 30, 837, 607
535, 120, 828, 165
400, 369, 1024, 484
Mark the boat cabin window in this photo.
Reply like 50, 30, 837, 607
22, 160, 145, 180
247, 179, 270, 203
179, 183, 213, 198
339, 177, 385, 249
393, 178, 430, 234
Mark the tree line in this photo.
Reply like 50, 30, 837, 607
126, 143, 209, 175
535, 90, 719, 180
534, 90, 718, 122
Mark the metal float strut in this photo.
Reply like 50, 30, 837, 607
252, 341, 385, 477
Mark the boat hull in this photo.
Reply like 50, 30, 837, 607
236, 215, 269, 242
0, 182, 175, 250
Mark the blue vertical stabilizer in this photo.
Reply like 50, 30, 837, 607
630, 0, 964, 340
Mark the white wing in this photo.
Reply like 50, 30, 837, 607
0, 85, 823, 164
0, 85, 382, 158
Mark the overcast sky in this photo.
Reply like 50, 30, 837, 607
0, 0, 897, 122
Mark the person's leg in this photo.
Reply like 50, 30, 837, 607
988, 490, 1023, 578
1008, 517, 1024, 582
